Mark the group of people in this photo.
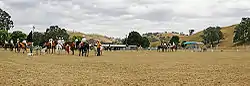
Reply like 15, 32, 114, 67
43, 35, 103, 57
3, 38, 33, 54
157, 42, 177, 52
3, 35, 103, 57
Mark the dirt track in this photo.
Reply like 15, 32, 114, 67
0, 50, 250, 85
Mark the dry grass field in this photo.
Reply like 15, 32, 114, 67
0, 50, 250, 86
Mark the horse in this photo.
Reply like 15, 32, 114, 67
78, 42, 90, 57
168, 43, 177, 52
91, 44, 104, 56
64, 42, 76, 55
3, 42, 15, 51
16, 42, 28, 53
56, 43, 63, 55
44, 41, 56, 54
157, 45, 163, 52
157, 44, 168, 52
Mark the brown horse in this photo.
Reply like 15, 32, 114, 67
44, 41, 56, 54
16, 42, 28, 53
64, 42, 76, 55
169, 43, 177, 52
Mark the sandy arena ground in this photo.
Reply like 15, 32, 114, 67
0, 50, 250, 86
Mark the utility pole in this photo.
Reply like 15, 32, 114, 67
31, 26, 35, 54
125, 35, 128, 45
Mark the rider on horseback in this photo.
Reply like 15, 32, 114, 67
22, 40, 27, 47
79, 35, 89, 57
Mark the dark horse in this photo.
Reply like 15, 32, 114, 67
157, 43, 168, 52
78, 41, 90, 57
3, 42, 15, 51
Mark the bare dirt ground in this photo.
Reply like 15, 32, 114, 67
0, 50, 250, 86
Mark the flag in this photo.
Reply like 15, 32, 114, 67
27, 31, 33, 42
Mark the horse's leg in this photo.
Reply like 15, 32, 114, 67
22, 48, 25, 54
17, 47, 20, 53
86, 50, 89, 57
52, 48, 53, 54
51, 47, 53, 54
71, 48, 74, 55
78, 49, 81, 56
82, 48, 86, 56
84, 50, 86, 57
17, 47, 19, 53
87, 49, 89, 57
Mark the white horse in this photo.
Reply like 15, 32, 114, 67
93, 46, 103, 56
56, 44, 63, 55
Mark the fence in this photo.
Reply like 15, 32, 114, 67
182, 45, 250, 52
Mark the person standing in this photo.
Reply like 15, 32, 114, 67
96, 40, 102, 56
22, 40, 27, 47
75, 39, 78, 48
65, 44, 70, 54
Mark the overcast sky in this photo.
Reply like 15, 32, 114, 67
0, 0, 250, 38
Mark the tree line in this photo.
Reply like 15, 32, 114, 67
0, 25, 69, 46
2, 7, 250, 48
233, 17, 250, 44
200, 17, 250, 47
0, 8, 69, 46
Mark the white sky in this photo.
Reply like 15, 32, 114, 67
1, 0, 250, 38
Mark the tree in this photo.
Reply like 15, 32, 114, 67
26, 31, 33, 42
44, 25, 69, 41
233, 17, 250, 44
201, 26, 223, 46
0, 8, 14, 31
0, 30, 9, 44
127, 31, 143, 46
189, 29, 195, 36
169, 36, 180, 45
141, 37, 150, 48
33, 32, 45, 46
71, 35, 82, 42
10, 31, 27, 43
122, 38, 127, 45
181, 41, 187, 48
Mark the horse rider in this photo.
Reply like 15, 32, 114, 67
65, 44, 70, 54
81, 35, 87, 42
49, 38, 53, 47
96, 40, 102, 56
79, 36, 88, 56
5, 40, 8, 44
61, 37, 65, 46
16, 38, 20, 47
22, 39, 27, 47
75, 39, 78, 48
10, 39, 14, 45
57, 37, 62, 46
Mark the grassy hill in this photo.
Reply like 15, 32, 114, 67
182, 24, 237, 47
149, 24, 238, 47
146, 32, 188, 47
68, 31, 113, 43
68, 24, 238, 47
